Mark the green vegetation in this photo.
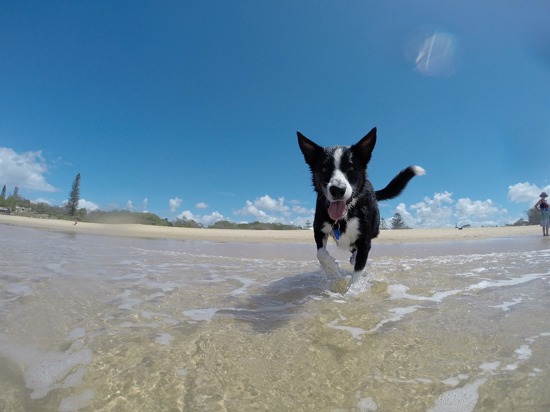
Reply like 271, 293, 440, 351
0, 194, 78, 221
172, 218, 203, 228
210, 220, 301, 230
86, 210, 171, 226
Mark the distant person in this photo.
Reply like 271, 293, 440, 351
74, 219, 78, 226
534, 192, 549, 236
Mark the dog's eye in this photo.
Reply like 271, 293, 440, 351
346, 167, 355, 175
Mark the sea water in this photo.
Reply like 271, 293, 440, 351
1, 224, 550, 412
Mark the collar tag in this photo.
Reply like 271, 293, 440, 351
333, 223, 341, 240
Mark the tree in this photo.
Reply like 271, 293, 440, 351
391, 212, 410, 230
173, 217, 203, 228
526, 208, 539, 225
380, 217, 388, 230
66, 173, 81, 216
2, 186, 20, 209
509, 208, 541, 226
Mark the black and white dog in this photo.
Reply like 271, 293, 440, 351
297, 127, 425, 284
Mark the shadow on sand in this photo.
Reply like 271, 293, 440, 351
217, 271, 333, 333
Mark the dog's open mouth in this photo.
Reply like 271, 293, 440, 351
327, 200, 349, 221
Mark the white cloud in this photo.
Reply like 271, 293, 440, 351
408, 191, 454, 227
61, 198, 99, 211
33, 197, 53, 205
195, 202, 208, 209
0, 147, 56, 192
292, 205, 314, 214
235, 195, 292, 223
142, 198, 148, 212
290, 199, 314, 215
78, 199, 99, 211
395, 191, 508, 228
395, 202, 417, 227
178, 210, 224, 226
238, 200, 269, 219
169, 197, 182, 213
455, 198, 501, 218
255, 195, 290, 213
127, 200, 133, 211
508, 182, 550, 204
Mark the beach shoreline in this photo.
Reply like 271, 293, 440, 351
0, 214, 540, 244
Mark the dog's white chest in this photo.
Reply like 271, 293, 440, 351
323, 218, 360, 251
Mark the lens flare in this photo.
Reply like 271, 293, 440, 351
406, 30, 460, 77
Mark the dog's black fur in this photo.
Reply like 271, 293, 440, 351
297, 127, 425, 283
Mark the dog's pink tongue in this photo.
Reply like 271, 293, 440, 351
328, 201, 347, 221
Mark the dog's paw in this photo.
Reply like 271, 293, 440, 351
317, 248, 340, 275
350, 270, 365, 284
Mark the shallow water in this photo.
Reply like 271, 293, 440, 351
1, 225, 550, 412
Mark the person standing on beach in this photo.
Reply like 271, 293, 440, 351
534, 192, 550, 236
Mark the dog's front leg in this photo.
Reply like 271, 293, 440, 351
318, 248, 340, 275
314, 230, 339, 275
350, 240, 371, 284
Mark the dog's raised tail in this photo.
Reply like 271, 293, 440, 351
375, 165, 425, 201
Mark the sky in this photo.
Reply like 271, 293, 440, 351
1, 1, 550, 228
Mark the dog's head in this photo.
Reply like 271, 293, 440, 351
297, 128, 377, 221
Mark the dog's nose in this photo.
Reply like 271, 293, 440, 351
329, 185, 346, 199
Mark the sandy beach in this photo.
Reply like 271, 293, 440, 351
0, 214, 539, 243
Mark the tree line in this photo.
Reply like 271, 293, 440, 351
0, 174, 302, 229
1, 174, 539, 228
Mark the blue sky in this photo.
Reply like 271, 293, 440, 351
1, 1, 549, 228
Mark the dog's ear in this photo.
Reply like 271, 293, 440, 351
297, 132, 323, 165
352, 127, 377, 164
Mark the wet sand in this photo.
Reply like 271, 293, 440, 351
0, 214, 539, 244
